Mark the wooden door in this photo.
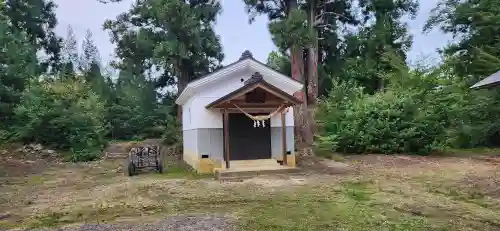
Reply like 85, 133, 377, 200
227, 113, 271, 160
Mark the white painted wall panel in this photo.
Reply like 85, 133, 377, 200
181, 97, 195, 131
269, 107, 294, 127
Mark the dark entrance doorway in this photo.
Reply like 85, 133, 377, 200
227, 113, 271, 160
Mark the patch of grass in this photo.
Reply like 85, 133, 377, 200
25, 212, 70, 228
25, 175, 45, 185
426, 184, 497, 209
24, 201, 172, 228
0, 221, 20, 230
238, 188, 436, 231
154, 164, 212, 179
330, 153, 346, 162
444, 148, 500, 157
342, 181, 373, 202
313, 148, 347, 162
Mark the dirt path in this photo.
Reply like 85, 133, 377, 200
32, 216, 235, 231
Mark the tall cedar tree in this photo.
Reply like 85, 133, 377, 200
0, 6, 38, 128
2, 0, 62, 73
104, 0, 224, 93
243, 0, 314, 153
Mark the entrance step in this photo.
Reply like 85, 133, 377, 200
215, 165, 300, 180
229, 159, 281, 168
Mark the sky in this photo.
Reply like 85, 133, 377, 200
54, 0, 451, 67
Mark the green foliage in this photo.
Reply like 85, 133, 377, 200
318, 86, 443, 154
106, 69, 167, 141
163, 112, 182, 146
0, 17, 37, 128
2, 0, 62, 73
317, 58, 500, 155
61, 25, 79, 76
80, 30, 100, 73
13, 79, 107, 161
425, 0, 500, 81
104, 0, 224, 90
266, 51, 291, 76
268, 9, 312, 51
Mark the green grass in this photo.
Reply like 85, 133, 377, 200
237, 186, 437, 231
443, 147, 500, 157
342, 181, 373, 202
144, 163, 213, 180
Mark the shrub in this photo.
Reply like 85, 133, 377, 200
316, 74, 500, 155
13, 79, 107, 161
318, 86, 443, 154
163, 113, 181, 146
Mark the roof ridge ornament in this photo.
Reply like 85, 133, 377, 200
239, 50, 253, 60
244, 72, 263, 85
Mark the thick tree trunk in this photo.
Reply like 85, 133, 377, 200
306, 0, 319, 143
289, 0, 314, 160
307, 0, 318, 106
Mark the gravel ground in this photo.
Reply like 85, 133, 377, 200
30, 216, 235, 231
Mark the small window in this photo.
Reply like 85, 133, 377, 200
201, 154, 209, 159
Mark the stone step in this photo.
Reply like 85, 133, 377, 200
229, 159, 281, 168
215, 166, 300, 180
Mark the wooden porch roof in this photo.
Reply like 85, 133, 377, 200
205, 72, 303, 109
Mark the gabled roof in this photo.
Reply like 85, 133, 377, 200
206, 72, 303, 108
471, 70, 500, 89
175, 50, 303, 105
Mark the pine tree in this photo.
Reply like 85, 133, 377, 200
0, 12, 37, 128
60, 25, 79, 78
2, 0, 62, 73
80, 30, 100, 73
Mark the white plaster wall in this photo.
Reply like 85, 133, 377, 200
182, 69, 296, 130
181, 97, 195, 131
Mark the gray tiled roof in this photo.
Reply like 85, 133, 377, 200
471, 70, 500, 89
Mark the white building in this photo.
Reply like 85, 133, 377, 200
175, 51, 303, 173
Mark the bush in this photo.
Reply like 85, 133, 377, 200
12, 79, 107, 161
316, 75, 500, 155
163, 113, 181, 146
318, 84, 442, 154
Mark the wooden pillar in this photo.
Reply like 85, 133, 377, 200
223, 108, 230, 169
281, 109, 287, 165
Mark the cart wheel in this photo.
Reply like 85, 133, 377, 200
128, 162, 136, 176
156, 159, 164, 173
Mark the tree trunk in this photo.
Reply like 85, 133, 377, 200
306, 0, 319, 143
307, 0, 318, 106
289, 0, 314, 159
